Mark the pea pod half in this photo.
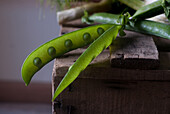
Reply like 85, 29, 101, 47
21, 24, 113, 86
52, 25, 121, 101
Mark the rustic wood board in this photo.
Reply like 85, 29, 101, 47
52, 29, 169, 113
53, 78, 170, 114
52, 49, 170, 114
52, 17, 169, 114
52, 49, 170, 81
110, 31, 159, 69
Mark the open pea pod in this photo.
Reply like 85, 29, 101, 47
52, 25, 121, 101
21, 24, 113, 86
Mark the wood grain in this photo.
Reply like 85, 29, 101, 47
110, 31, 159, 69
53, 78, 170, 114
52, 48, 170, 114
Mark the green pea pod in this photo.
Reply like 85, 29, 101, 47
127, 20, 170, 39
21, 24, 113, 86
87, 13, 170, 39
52, 25, 121, 101
88, 13, 120, 24
132, 0, 170, 19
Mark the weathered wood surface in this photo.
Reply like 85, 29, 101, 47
110, 31, 159, 69
52, 18, 170, 114
52, 49, 170, 81
53, 79, 170, 114
52, 48, 170, 114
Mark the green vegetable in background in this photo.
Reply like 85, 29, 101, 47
85, 13, 170, 39
82, 1, 170, 39
132, 0, 163, 19
132, 0, 170, 20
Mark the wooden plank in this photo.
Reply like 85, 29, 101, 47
52, 44, 170, 114
52, 49, 170, 114
110, 31, 159, 69
53, 78, 170, 114
52, 49, 170, 81
52, 17, 169, 114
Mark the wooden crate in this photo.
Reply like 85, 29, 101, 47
52, 20, 170, 114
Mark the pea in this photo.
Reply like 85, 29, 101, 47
97, 27, 105, 35
64, 39, 73, 49
33, 57, 42, 68
48, 46, 56, 57
83, 32, 91, 42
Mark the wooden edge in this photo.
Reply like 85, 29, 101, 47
52, 48, 170, 80
110, 31, 159, 69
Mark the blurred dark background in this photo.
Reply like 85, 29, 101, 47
0, 0, 60, 113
